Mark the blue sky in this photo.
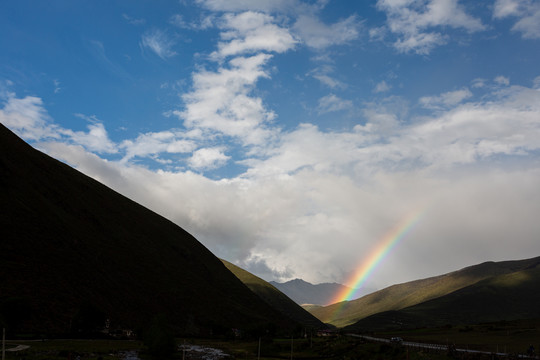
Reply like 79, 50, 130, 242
2, 0, 540, 292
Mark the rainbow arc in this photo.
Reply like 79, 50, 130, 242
330, 210, 425, 313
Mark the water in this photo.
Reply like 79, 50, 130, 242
180, 344, 231, 360
118, 345, 230, 360
120, 350, 141, 360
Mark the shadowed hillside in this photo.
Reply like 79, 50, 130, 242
0, 124, 296, 336
221, 260, 325, 329
310, 256, 540, 328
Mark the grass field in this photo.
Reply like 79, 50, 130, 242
375, 318, 540, 355
2, 339, 143, 360
186, 336, 449, 360
2, 336, 446, 360
3, 319, 538, 359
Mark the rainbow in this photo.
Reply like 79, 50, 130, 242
330, 210, 425, 305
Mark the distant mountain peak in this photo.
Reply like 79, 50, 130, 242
270, 279, 376, 306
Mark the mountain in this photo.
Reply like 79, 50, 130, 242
346, 259, 540, 331
309, 256, 540, 329
221, 260, 325, 329
269, 279, 375, 306
0, 124, 296, 336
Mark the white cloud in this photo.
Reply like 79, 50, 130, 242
120, 130, 197, 162
178, 53, 277, 145
188, 147, 231, 169
66, 121, 117, 154
471, 78, 487, 88
369, 26, 387, 41
140, 29, 177, 59
122, 13, 146, 25
88, 40, 131, 79
494, 75, 510, 86
293, 14, 361, 49
169, 14, 189, 28
0, 93, 59, 141
53, 79, 61, 94
374, 80, 392, 93
493, 0, 522, 18
0, 95, 117, 154
170, 14, 215, 30
309, 65, 347, 89
317, 94, 353, 114
377, 0, 485, 54
212, 11, 297, 59
196, 0, 299, 13
493, 0, 540, 39
419, 88, 472, 109
534, 76, 540, 89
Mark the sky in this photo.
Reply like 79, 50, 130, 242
2, 0, 540, 295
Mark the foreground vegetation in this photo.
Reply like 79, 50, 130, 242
6, 320, 538, 360
1, 337, 446, 360
375, 318, 540, 355
2, 339, 143, 360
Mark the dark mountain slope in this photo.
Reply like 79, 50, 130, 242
345, 261, 540, 331
0, 124, 295, 335
221, 260, 325, 329
310, 256, 540, 328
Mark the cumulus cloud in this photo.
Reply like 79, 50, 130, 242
120, 130, 197, 162
177, 53, 277, 145
376, 0, 485, 54
66, 121, 117, 154
197, 0, 362, 53
140, 29, 177, 59
293, 14, 361, 49
0, 95, 117, 155
493, 0, 540, 39
494, 75, 510, 86
0, 93, 58, 141
212, 11, 297, 59
188, 147, 231, 169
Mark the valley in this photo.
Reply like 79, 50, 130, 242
1, 124, 540, 359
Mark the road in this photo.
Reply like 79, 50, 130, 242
348, 334, 539, 359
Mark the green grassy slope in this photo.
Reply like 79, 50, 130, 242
345, 262, 540, 331
221, 260, 325, 328
310, 256, 540, 328
0, 124, 296, 336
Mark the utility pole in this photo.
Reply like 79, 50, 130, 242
257, 337, 261, 360
2, 327, 5, 360
182, 339, 186, 360
290, 335, 293, 360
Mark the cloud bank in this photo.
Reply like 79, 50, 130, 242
3, 73, 540, 287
